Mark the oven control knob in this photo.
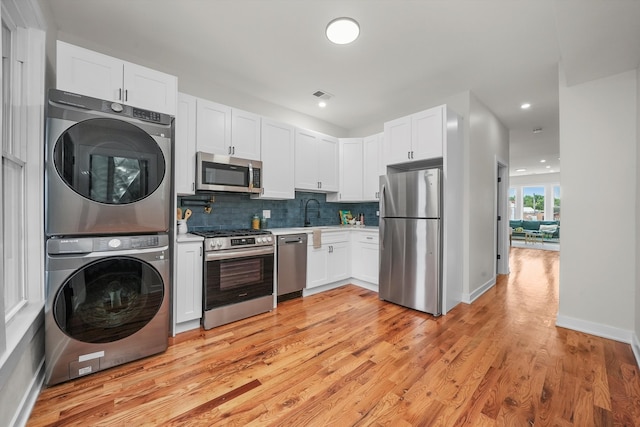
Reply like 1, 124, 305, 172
257, 237, 264, 243
215, 240, 223, 249
267, 236, 272, 243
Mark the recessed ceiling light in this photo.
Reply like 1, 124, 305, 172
521, 103, 531, 109
516, 168, 527, 172
326, 17, 360, 45
540, 159, 546, 163
546, 165, 551, 168
318, 101, 327, 108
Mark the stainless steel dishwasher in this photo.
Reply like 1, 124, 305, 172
277, 233, 308, 302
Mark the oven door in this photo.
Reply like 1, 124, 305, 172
204, 246, 274, 310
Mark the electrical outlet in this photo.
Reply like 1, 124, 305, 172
262, 209, 271, 219
376, 210, 379, 217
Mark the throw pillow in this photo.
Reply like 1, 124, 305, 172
539, 224, 557, 233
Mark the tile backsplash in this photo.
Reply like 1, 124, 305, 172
178, 191, 379, 231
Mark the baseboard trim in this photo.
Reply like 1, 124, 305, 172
631, 333, 640, 368
556, 314, 634, 344
350, 279, 378, 293
462, 277, 496, 304
11, 358, 45, 427
302, 279, 352, 297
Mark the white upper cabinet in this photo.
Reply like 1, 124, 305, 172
254, 118, 295, 199
294, 128, 338, 192
56, 41, 177, 115
175, 92, 197, 195
384, 105, 444, 166
196, 98, 232, 155
363, 133, 384, 201
231, 108, 261, 161
327, 138, 363, 202
195, 99, 260, 161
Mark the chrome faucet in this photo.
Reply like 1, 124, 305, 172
304, 198, 320, 226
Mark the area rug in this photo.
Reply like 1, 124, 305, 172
511, 239, 559, 251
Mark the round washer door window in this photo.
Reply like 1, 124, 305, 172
53, 118, 166, 204
53, 257, 165, 343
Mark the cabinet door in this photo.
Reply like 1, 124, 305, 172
175, 93, 197, 195
412, 106, 443, 160
383, 115, 412, 166
231, 108, 261, 161
259, 119, 295, 199
353, 242, 379, 284
56, 41, 122, 102
339, 138, 363, 201
123, 62, 177, 115
327, 242, 350, 282
363, 133, 383, 201
306, 246, 329, 289
316, 134, 339, 192
196, 99, 232, 155
294, 128, 319, 191
175, 242, 203, 323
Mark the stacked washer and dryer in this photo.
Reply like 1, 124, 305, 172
44, 89, 173, 386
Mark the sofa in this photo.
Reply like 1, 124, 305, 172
509, 220, 560, 242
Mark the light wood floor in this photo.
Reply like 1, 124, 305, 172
28, 248, 640, 426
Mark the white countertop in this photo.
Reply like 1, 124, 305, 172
267, 225, 378, 236
176, 233, 204, 243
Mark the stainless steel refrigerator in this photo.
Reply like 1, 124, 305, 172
379, 168, 442, 316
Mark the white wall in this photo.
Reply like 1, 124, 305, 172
558, 70, 636, 339
466, 93, 510, 298
635, 67, 640, 357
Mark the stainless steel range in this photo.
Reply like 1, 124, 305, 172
191, 229, 275, 330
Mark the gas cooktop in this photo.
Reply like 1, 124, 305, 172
191, 228, 272, 238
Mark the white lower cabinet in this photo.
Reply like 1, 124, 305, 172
175, 240, 203, 327
351, 232, 379, 285
306, 232, 350, 289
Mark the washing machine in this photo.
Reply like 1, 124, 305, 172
45, 89, 173, 236
44, 233, 170, 386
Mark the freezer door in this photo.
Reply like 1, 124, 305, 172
380, 168, 440, 219
379, 218, 441, 315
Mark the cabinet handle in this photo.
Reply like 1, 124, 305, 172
320, 181, 322, 189
192, 182, 195, 191
407, 151, 411, 159
228, 146, 232, 155
124, 89, 128, 102
232, 146, 235, 155
199, 247, 202, 256
118, 88, 122, 101
411, 151, 414, 159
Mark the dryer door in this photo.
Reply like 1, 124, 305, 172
53, 256, 165, 343
52, 118, 166, 204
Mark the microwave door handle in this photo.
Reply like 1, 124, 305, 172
248, 162, 254, 191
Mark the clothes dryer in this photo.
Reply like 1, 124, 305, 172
45, 89, 173, 236
44, 233, 170, 386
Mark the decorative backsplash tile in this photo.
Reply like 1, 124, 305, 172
178, 191, 379, 231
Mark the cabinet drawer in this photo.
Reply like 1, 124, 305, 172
355, 232, 378, 244
307, 231, 349, 245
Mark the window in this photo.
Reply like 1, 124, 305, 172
0, 3, 45, 360
553, 185, 561, 221
509, 187, 516, 220
522, 186, 544, 220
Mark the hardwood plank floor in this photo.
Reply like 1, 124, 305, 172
27, 248, 640, 426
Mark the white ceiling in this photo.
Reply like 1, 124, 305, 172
44, 0, 640, 177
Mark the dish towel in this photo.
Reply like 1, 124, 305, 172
313, 229, 322, 249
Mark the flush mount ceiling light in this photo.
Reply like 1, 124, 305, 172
516, 168, 527, 172
540, 159, 546, 163
326, 17, 360, 44
521, 103, 531, 109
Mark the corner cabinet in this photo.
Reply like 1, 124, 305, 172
175, 92, 197, 195
384, 105, 443, 166
327, 138, 363, 202
196, 99, 261, 161
175, 239, 203, 332
306, 231, 350, 289
294, 129, 338, 192
56, 41, 177, 115
253, 119, 295, 199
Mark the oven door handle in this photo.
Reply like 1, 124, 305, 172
205, 246, 274, 261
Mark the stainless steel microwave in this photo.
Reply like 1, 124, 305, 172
196, 152, 262, 194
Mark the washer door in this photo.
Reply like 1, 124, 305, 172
53, 256, 165, 343
52, 118, 166, 205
